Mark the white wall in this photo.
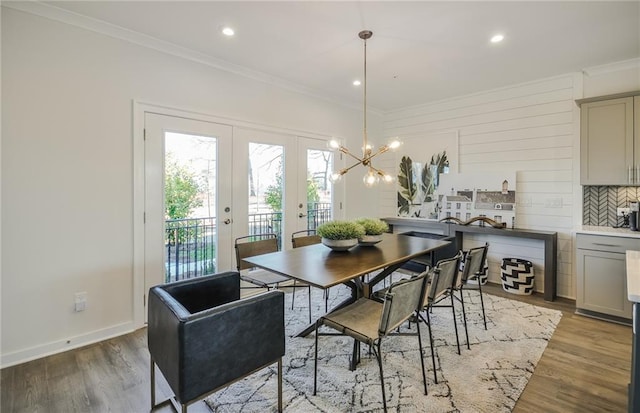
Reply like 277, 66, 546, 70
1, 7, 376, 367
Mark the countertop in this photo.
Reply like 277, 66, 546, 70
627, 250, 640, 302
576, 225, 640, 239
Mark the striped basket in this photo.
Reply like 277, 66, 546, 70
500, 258, 534, 295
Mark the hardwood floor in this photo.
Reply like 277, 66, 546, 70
1, 284, 632, 413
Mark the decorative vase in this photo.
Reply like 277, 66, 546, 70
358, 234, 383, 246
321, 238, 358, 251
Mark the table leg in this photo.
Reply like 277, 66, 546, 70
294, 280, 359, 337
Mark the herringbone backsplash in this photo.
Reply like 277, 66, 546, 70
583, 186, 640, 226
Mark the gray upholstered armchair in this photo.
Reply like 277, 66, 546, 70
148, 271, 285, 412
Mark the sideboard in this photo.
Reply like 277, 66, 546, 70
383, 217, 558, 301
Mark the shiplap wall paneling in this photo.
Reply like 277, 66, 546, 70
381, 74, 577, 299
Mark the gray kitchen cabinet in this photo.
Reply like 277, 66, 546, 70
576, 233, 638, 320
579, 96, 640, 185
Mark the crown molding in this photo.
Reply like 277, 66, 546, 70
583, 58, 640, 77
3, 1, 379, 114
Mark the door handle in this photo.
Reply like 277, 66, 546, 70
224, 219, 232, 225
298, 213, 307, 218
630, 165, 634, 184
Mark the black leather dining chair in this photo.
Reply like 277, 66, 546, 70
148, 271, 285, 412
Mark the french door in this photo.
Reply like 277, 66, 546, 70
296, 137, 336, 233
144, 113, 233, 293
141, 111, 339, 320
231, 129, 337, 251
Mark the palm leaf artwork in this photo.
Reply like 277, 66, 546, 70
423, 151, 448, 201
397, 191, 410, 215
397, 156, 417, 215
421, 163, 432, 202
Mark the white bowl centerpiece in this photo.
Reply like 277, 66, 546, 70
316, 220, 366, 252
355, 218, 389, 246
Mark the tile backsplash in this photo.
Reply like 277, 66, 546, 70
583, 186, 640, 226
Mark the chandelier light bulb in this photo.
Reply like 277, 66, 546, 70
382, 173, 395, 183
329, 172, 343, 183
328, 139, 341, 150
363, 169, 379, 187
388, 139, 402, 150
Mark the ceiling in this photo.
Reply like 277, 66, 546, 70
31, 1, 640, 112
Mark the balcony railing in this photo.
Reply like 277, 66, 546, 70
165, 217, 216, 283
164, 202, 332, 283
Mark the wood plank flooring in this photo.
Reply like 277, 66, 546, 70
1, 284, 632, 413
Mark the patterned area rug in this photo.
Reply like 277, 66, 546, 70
205, 281, 562, 412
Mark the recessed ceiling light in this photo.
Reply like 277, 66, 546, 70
222, 27, 235, 37
353, 80, 361, 86
490, 34, 505, 43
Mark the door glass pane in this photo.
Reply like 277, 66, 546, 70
306, 149, 333, 229
248, 143, 284, 245
164, 132, 217, 282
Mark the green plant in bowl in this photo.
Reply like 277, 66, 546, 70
317, 220, 365, 251
355, 218, 389, 246
317, 220, 365, 240
355, 218, 389, 235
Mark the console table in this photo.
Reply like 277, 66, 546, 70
383, 217, 558, 301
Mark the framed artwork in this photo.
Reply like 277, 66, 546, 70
396, 131, 458, 218
436, 172, 517, 228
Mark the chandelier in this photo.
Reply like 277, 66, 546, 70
328, 30, 401, 187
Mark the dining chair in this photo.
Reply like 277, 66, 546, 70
453, 243, 490, 349
148, 271, 285, 413
313, 272, 431, 412
235, 233, 312, 323
291, 229, 328, 312
419, 252, 464, 359
291, 229, 321, 248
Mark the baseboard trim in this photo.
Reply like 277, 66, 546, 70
575, 308, 632, 326
1, 321, 136, 368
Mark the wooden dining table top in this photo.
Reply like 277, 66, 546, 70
243, 233, 451, 290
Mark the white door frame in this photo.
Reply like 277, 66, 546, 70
132, 101, 343, 328
144, 113, 233, 287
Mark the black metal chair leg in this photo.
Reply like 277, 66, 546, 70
278, 358, 283, 413
478, 281, 488, 329
150, 358, 156, 409
459, 289, 470, 349
314, 321, 320, 395
415, 317, 428, 395
450, 294, 461, 355
291, 280, 297, 310
374, 342, 387, 413
307, 285, 312, 324
424, 310, 438, 384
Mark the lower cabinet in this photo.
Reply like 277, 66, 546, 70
576, 233, 637, 320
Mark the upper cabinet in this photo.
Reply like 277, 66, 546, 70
579, 93, 640, 185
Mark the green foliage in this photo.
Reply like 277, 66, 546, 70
423, 151, 448, 202
397, 191, 409, 215
165, 159, 202, 220
317, 220, 365, 240
355, 218, 389, 235
307, 177, 320, 203
398, 156, 417, 205
264, 163, 321, 212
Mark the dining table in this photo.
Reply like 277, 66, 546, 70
243, 232, 452, 370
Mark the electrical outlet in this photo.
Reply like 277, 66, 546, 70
74, 292, 87, 312
617, 207, 631, 217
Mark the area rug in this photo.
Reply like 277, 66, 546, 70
205, 281, 562, 412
